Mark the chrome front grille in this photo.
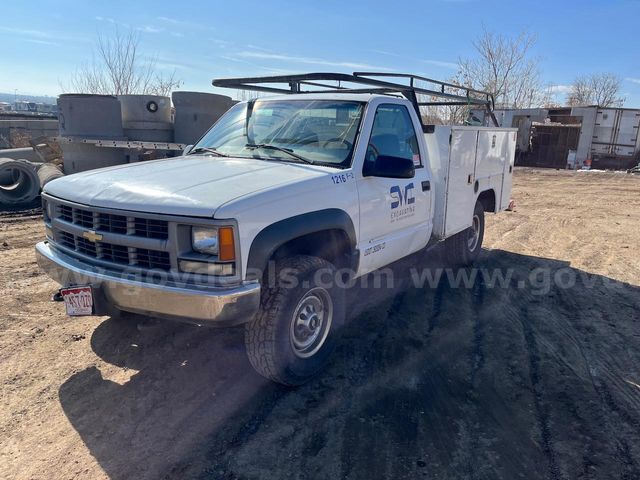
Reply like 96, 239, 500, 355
135, 248, 171, 270
74, 208, 94, 228
58, 230, 75, 249
98, 213, 127, 234
134, 218, 168, 239
48, 200, 172, 272
100, 243, 129, 265
59, 204, 73, 222
57, 205, 170, 240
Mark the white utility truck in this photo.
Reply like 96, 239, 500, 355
36, 73, 516, 385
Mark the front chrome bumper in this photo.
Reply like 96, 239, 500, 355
35, 241, 260, 326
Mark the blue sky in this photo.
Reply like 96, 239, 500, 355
1, 0, 639, 105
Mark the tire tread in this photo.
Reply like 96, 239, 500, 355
244, 255, 332, 385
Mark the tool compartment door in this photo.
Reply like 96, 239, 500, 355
444, 129, 478, 236
500, 131, 517, 209
475, 130, 510, 210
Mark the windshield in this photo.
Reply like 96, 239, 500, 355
193, 99, 364, 167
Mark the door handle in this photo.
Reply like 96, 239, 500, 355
421, 180, 430, 191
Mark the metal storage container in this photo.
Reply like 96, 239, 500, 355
591, 108, 640, 161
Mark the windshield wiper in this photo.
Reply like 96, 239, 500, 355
245, 143, 314, 165
188, 147, 228, 157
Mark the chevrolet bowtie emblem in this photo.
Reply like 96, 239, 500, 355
82, 230, 103, 243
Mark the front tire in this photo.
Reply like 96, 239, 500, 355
445, 200, 485, 267
244, 255, 345, 386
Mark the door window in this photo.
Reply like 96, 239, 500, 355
365, 104, 422, 173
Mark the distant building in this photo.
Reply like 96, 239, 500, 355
471, 105, 640, 170
9, 100, 57, 115
13, 101, 34, 112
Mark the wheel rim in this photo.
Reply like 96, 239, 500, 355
289, 287, 333, 359
468, 214, 480, 251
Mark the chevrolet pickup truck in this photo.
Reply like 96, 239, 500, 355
36, 73, 516, 385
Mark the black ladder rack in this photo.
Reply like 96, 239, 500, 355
212, 72, 498, 127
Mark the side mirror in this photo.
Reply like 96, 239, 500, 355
363, 155, 415, 179
182, 144, 194, 156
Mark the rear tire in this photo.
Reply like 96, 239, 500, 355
244, 255, 345, 386
445, 200, 485, 267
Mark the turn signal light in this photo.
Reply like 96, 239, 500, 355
218, 226, 235, 261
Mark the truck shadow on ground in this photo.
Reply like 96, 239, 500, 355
58, 246, 640, 480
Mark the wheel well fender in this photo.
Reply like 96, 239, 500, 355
246, 209, 358, 280
477, 189, 496, 213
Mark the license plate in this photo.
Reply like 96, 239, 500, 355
60, 286, 94, 316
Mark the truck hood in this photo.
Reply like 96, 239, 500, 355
44, 156, 331, 217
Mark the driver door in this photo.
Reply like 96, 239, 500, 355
357, 103, 431, 275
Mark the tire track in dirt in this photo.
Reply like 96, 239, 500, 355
337, 287, 422, 480
0, 203, 42, 221
454, 273, 487, 480
427, 272, 446, 335
517, 301, 565, 480
593, 381, 640, 479
552, 285, 640, 479
417, 266, 493, 480
470, 275, 486, 385
192, 386, 288, 479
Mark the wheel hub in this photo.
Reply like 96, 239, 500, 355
468, 214, 480, 251
290, 287, 333, 358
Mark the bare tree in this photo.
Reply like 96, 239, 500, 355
420, 29, 544, 125
567, 76, 591, 106
66, 29, 182, 96
235, 89, 264, 101
457, 29, 544, 109
538, 84, 564, 108
417, 82, 474, 126
567, 73, 624, 107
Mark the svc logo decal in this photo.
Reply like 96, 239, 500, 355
390, 183, 415, 209
390, 182, 416, 222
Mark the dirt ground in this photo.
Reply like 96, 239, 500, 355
1, 168, 639, 480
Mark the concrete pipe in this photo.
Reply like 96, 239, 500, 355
0, 165, 19, 185
0, 158, 40, 206
172, 92, 235, 145
57, 94, 124, 138
37, 163, 64, 188
0, 147, 42, 164
57, 94, 127, 174
118, 95, 173, 142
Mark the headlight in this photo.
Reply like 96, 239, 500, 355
192, 227, 219, 255
191, 226, 236, 261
